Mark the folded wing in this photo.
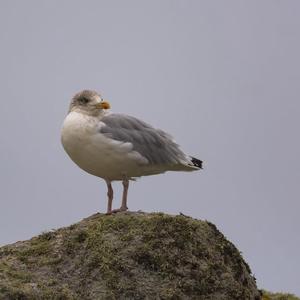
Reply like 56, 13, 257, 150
99, 113, 190, 166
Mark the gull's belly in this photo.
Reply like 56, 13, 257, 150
66, 141, 140, 180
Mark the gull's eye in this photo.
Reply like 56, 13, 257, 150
79, 97, 89, 104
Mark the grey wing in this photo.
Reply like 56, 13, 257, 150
99, 113, 188, 165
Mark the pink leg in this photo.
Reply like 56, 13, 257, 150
110, 179, 129, 213
120, 179, 129, 211
106, 180, 113, 214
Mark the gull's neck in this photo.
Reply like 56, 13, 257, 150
69, 107, 111, 118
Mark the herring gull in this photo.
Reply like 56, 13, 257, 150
61, 90, 202, 214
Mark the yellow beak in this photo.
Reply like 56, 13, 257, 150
95, 101, 111, 110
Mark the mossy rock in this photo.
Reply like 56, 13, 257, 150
0, 212, 261, 299
262, 290, 300, 300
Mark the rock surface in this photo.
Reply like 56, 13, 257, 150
0, 212, 261, 299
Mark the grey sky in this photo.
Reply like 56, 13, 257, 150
1, 0, 299, 295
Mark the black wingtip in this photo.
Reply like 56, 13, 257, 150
191, 157, 203, 169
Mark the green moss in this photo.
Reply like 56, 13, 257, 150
38, 231, 56, 241
16, 237, 53, 264
0, 283, 76, 300
262, 290, 300, 300
0, 261, 32, 283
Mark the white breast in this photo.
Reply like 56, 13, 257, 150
61, 111, 149, 180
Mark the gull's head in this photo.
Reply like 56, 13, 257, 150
69, 90, 111, 115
